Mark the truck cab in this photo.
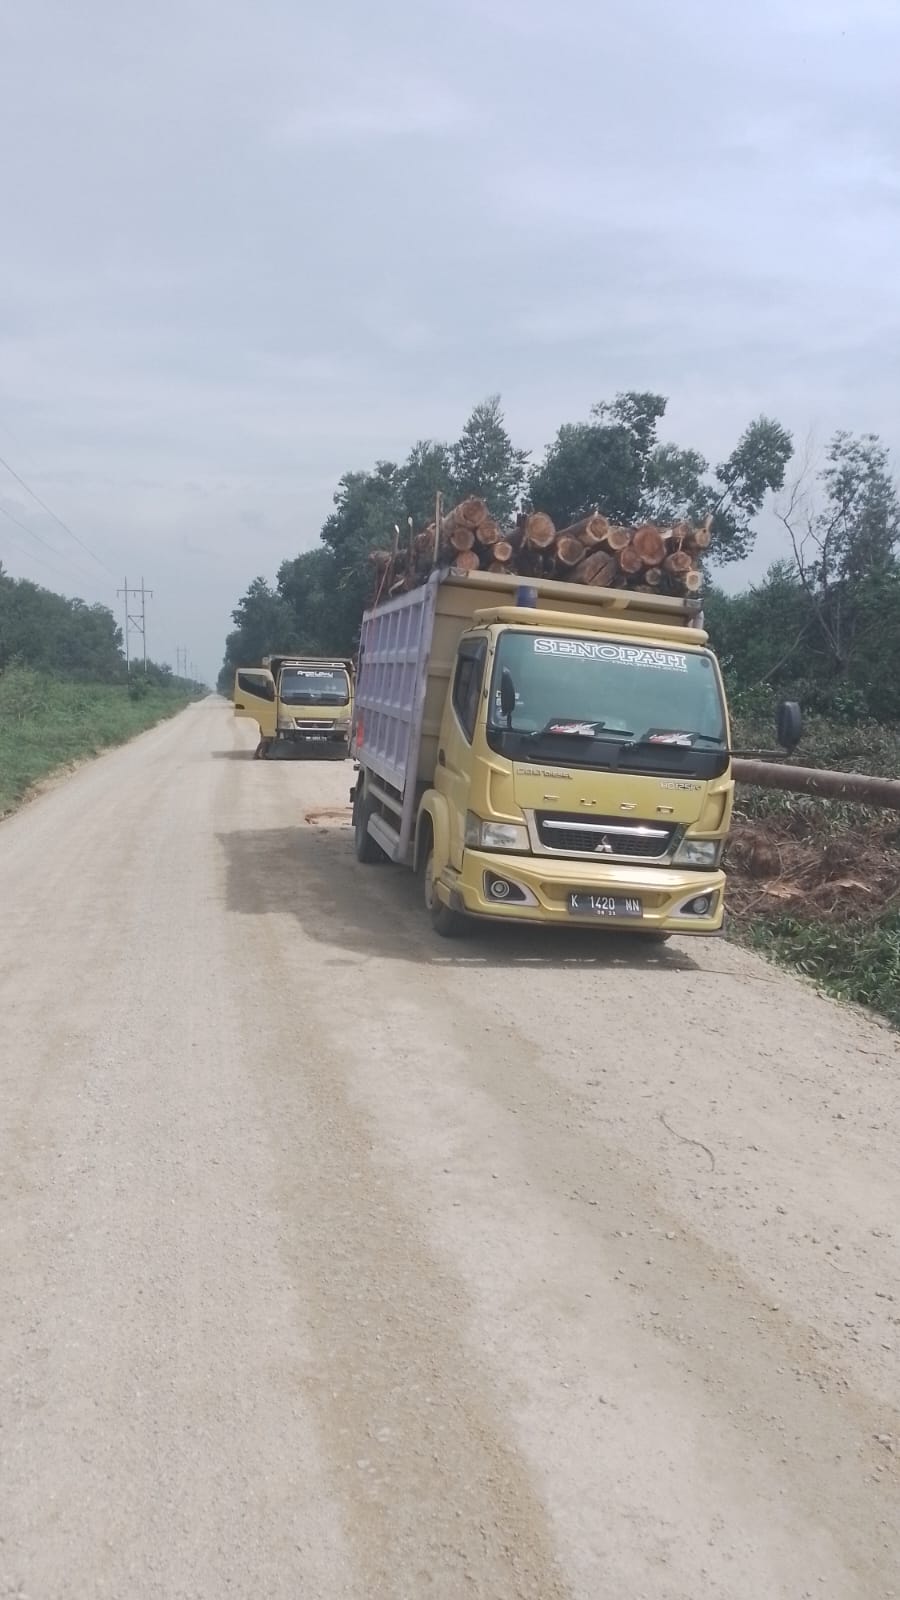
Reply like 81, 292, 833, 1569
352, 570, 732, 938
234, 655, 354, 758
423, 607, 730, 934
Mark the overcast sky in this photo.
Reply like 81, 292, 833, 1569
2, 0, 898, 680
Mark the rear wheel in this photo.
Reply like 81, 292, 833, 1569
423, 846, 468, 938
353, 789, 386, 864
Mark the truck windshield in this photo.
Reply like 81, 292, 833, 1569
487, 630, 727, 774
279, 668, 349, 706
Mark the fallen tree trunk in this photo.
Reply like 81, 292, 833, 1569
732, 760, 900, 812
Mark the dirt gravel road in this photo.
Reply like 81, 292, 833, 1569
2, 698, 899, 1599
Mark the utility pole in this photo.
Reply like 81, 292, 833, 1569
118, 576, 154, 672
138, 577, 152, 672
117, 577, 132, 673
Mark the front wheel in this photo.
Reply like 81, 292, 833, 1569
423, 848, 468, 938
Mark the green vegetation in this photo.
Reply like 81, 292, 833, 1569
0, 566, 203, 814
743, 914, 900, 1031
0, 666, 196, 814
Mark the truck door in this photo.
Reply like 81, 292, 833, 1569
438, 637, 487, 869
233, 668, 277, 739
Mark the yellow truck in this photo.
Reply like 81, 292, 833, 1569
234, 654, 354, 758
351, 568, 745, 938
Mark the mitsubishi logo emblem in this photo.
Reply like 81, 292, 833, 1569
594, 836, 614, 854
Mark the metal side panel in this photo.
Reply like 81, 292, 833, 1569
368, 811, 403, 862
355, 575, 442, 857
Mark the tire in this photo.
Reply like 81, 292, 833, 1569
423, 846, 468, 938
353, 789, 386, 864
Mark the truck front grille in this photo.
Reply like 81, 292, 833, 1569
294, 720, 336, 731
536, 812, 674, 859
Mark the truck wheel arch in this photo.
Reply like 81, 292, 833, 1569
414, 795, 451, 875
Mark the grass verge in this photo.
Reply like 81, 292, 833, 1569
0, 666, 197, 815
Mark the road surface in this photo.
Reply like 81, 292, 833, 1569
1, 699, 898, 1599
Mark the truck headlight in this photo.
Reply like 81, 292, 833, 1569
674, 837, 722, 868
465, 813, 529, 851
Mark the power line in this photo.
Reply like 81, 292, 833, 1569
0, 501, 108, 593
0, 448, 118, 578
0, 523, 98, 590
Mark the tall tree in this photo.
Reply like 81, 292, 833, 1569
401, 440, 455, 532
0, 571, 123, 678
450, 396, 528, 521
529, 392, 792, 561
318, 462, 405, 646
778, 430, 900, 678
224, 576, 299, 669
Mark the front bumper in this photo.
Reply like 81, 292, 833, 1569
276, 728, 349, 744
439, 850, 726, 935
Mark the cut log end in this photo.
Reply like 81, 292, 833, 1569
555, 536, 586, 568
451, 549, 481, 573
632, 523, 667, 567
617, 546, 644, 576
446, 525, 476, 553
523, 511, 556, 549
603, 525, 632, 552
475, 517, 502, 548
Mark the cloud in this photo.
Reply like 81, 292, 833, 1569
2, 0, 899, 677
273, 85, 469, 143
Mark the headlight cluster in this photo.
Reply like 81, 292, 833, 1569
673, 837, 722, 868
464, 813, 529, 851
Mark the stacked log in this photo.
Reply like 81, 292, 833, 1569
369, 500, 711, 601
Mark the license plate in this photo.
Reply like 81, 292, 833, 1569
305, 735, 327, 742
567, 893, 643, 918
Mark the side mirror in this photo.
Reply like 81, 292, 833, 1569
499, 668, 517, 724
775, 700, 803, 752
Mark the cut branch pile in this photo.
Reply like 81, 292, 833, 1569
369, 500, 712, 602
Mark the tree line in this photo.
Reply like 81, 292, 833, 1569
219, 393, 900, 723
0, 565, 199, 691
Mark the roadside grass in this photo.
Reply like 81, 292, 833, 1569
0, 666, 196, 815
728, 710, 900, 1031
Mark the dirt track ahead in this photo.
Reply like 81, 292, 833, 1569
1, 699, 899, 1598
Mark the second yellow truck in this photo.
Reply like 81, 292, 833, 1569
234, 654, 354, 758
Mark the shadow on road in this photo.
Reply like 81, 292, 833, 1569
211, 748, 351, 763
217, 823, 701, 972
